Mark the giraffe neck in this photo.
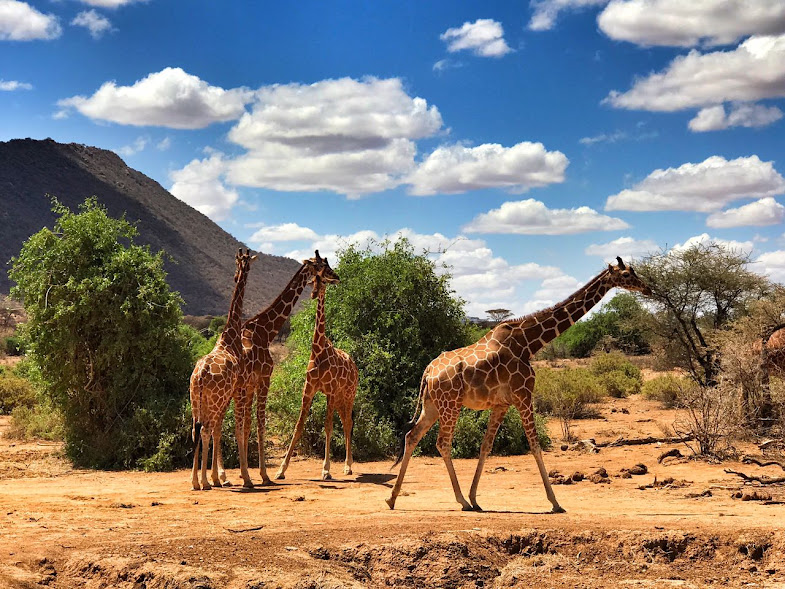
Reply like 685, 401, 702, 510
221, 269, 249, 354
510, 269, 612, 356
245, 265, 311, 344
311, 285, 328, 354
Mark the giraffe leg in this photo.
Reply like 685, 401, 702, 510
436, 408, 472, 511
200, 425, 212, 490
514, 395, 564, 514
468, 406, 507, 511
191, 421, 201, 491
340, 404, 353, 476
386, 400, 439, 510
275, 382, 316, 480
234, 394, 254, 488
210, 428, 225, 488
322, 396, 335, 481
256, 380, 273, 485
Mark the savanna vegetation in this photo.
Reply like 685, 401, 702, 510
4, 198, 785, 471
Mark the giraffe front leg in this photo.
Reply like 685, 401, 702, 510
436, 408, 472, 511
340, 405, 353, 476
515, 395, 565, 514
468, 406, 506, 511
386, 400, 438, 509
200, 425, 212, 490
256, 380, 273, 485
191, 421, 201, 491
322, 396, 335, 481
275, 382, 316, 480
234, 394, 254, 488
211, 428, 227, 488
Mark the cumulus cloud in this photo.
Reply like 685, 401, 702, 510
71, 9, 112, 39
116, 136, 147, 157
57, 67, 254, 129
249, 223, 320, 245
671, 233, 754, 255
706, 197, 785, 228
464, 198, 629, 235
0, 0, 61, 40
78, 0, 147, 7
584, 236, 658, 262
156, 137, 171, 151
688, 103, 783, 132
598, 0, 785, 47
169, 154, 239, 221
406, 142, 568, 196
756, 250, 785, 284
225, 77, 443, 197
439, 19, 512, 57
528, 0, 608, 31
0, 79, 31, 91
605, 34, 785, 112
605, 155, 785, 212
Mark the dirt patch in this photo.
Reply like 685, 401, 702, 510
2, 395, 785, 588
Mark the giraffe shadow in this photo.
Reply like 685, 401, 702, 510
354, 473, 396, 486
225, 485, 283, 494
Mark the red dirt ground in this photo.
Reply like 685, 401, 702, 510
1, 395, 784, 588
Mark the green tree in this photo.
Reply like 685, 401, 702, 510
635, 243, 769, 386
9, 198, 196, 469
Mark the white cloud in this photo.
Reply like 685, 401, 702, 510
706, 197, 785, 228
598, 0, 785, 48
248, 223, 320, 245
0, 0, 61, 40
407, 142, 568, 196
57, 67, 254, 129
169, 154, 239, 221
116, 136, 147, 156
579, 130, 627, 146
528, 0, 609, 31
0, 79, 31, 91
689, 103, 783, 132
77, 0, 147, 7
225, 77, 442, 197
605, 35, 785, 112
71, 9, 112, 39
756, 250, 785, 284
605, 155, 785, 212
585, 236, 658, 262
432, 59, 463, 72
464, 198, 629, 235
156, 136, 171, 151
671, 233, 754, 255
439, 19, 512, 57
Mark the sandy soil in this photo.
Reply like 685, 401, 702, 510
2, 396, 784, 588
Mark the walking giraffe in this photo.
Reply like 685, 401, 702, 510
275, 260, 358, 481
235, 251, 331, 485
190, 249, 257, 490
386, 257, 651, 512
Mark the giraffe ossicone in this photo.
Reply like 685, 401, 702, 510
385, 257, 651, 512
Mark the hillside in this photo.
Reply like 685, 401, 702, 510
0, 138, 301, 316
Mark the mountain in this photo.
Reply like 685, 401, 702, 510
0, 138, 301, 316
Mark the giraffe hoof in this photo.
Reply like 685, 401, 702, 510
274, 472, 285, 480
261, 478, 276, 486
471, 504, 484, 512
385, 497, 395, 510
222, 481, 233, 487
201, 483, 212, 491
321, 472, 332, 481
551, 505, 566, 514
344, 468, 353, 475
461, 504, 474, 511
242, 480, 255, 489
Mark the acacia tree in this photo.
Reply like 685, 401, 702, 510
635, 243, 769, 387
9, 198, 195, 469
485, 308, 512, 323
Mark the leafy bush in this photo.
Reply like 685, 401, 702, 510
642, 374, 690, 408
534, 367, 603, 441
598, 371, 641, 398
3, 336, 25, 356
452, 408, 549, 458
9, 198, 198, 470
590, 353, 642, 380
8, 401, 64, 441
0, 370, 36, 414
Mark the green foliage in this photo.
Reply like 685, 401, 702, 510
8, 401, 64, 441
534, 367, 603, 441
590, 353, 643, 398
598, 371, 641, 398
544, 293, 652, 358
452, 408, 550, 458
3, 336, 25, 356
208, 315, 227, 336
642, 374, 691, 408
8, 197, 196, 469
0, 370, 36, 414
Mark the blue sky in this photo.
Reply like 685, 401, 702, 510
3, 0, 785, 317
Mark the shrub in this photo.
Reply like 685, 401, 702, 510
674, 382, 739, 457
534, 367, 603, 441
642, 374, 690, 408
3, 336, 25, 356
452, 408, 550, 458
590, 353, 642, 380
0, 371, 36, 414
599, 371, 641, 398
8, 401, 64, 441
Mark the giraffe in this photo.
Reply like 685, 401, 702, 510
235, 251, 331, 485
386, 257, 651, 512
190, 248, 257, 491
763, 328, 785, 375
275, 260, 359, 481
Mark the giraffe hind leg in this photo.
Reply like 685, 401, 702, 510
322, 396, 335, 481
340, 405, 353, 475
468, 406, 507, 511
435, 409, 472, 511
386, 400, 438, 509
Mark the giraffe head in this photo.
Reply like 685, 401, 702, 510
304, 250, 340, 298
606, 256, 651, 296
234, 248, 258, 282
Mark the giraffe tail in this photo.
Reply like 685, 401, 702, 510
391, 371, 427, 469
